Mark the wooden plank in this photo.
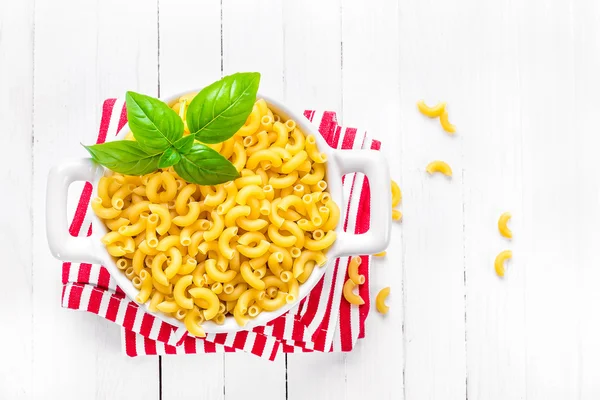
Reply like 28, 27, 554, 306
340, 0, 404, 398
222, 0, 284, 95
158, 0, 222, 96
220, 1, 287, 398
282, 1, 347, 399
0, 0, 34, 397
31, 1, 159, 398
572, 3, 600, 398
281, 0, 343, 113
516, 1, 583, 398
460, 1, 527, 399
158, 1, 226, 398
161, 353, 225, 400
397, 0, 467, 398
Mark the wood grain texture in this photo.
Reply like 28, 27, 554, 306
461, 1, 526, 399
221, 1, 287, 398
30, 1, 159, 398
282, 1, 348, 399
517, 1, 582, 398
571, 3, 600, 398
398, 0, 467, 398
0, 0, 34, 397
2, 0, 600, 398
341, 0, 404, 399
158, 2, 226, 399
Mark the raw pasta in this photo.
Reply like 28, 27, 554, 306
92, 97, 339, 337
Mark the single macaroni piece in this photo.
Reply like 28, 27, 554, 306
375, 287, 390, 314
347, 256, 365, 285
184, 307, 206, 338
498, 212, 512, 239
391, 180, 402, 207
494, 250, 512, 278
416, 100, 446, 118
392, 209, 403, 221
92, 97, 339, 335
173, 275, 194, 310
188, 287, 220, 320
439, 110, 456, 134
257, 291, 286, 311
343, 279, 365, 306
374, 251, 387, 257
292, 250, 327, 279
426, 160, 452, 177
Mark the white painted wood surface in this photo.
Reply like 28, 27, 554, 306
2, 0, 600, 398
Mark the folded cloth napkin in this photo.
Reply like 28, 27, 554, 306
60, 98, 381, 360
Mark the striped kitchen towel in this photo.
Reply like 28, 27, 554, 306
60, 98, 380, 360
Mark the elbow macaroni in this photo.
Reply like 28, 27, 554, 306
426, 160, 453, 177
439, 110, 456, 134
375, 287, 390, 314
494, 250, 512, 278
347, 256, 365, 285
416, 100, 455, 133
416, 100, 446, 118
391, 180, 401, 208
342, 279, 365, 305
498, 212, 512, 239
93, 97, 339, 336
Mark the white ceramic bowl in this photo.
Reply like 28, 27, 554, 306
46, 91, 391, 334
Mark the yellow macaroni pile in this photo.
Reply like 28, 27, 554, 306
342, 256, 365, 305
92, 97, 340, 337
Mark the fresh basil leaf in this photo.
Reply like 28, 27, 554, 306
186, 72, 260, 144
83, 141, 161, 175
158, 147, 181, 169
174, 143, 239, 185
174, 135, 195, 154
126, 91, 184, 153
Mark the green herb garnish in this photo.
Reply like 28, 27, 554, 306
84, 72, 260, 185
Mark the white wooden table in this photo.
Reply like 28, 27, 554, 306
2, 0, 600, 398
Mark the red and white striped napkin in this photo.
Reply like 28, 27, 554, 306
60, 98, 380, 360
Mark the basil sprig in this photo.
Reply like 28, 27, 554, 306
83, 72, 261, 185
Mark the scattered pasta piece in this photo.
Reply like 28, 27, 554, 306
347, 256, 364, 285
417, 100, 446, 118
494, 250, 512, 278
426, 160, 452, 177
391, 180, 402, 207
392, 209, 402, 221
374, 251, 387, 257
439, 110, 456, 134
375, 287, 390, 314
343, 279, 365, 305
498, 212, 512, 239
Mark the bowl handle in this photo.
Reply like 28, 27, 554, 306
331, 149, 392, 257
46, 158, 105, 263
